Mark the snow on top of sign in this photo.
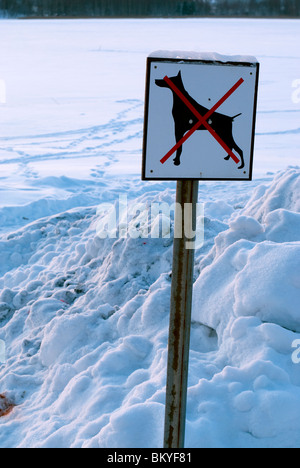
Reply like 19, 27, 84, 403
149, 50, 258, 64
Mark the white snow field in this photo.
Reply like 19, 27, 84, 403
0, 18, 299, 448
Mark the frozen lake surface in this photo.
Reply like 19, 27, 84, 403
0, 18, 299, 214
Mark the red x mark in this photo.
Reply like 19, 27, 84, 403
160, 76, 244, 165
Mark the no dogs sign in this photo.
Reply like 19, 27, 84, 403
142, 51, 259, 181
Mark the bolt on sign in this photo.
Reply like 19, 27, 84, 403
142, 51, 259, 181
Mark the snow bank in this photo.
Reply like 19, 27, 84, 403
0, 192, 175, 448
191, 167, 300, 447
0, 168, 299, 448
243, 167, 300, 222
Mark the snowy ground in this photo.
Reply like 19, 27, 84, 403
0, 18, 299, 448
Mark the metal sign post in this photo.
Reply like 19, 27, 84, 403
163, 180, 198, 448
142, 51, 259, 448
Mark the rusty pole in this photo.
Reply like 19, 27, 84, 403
164, 179, 199, 448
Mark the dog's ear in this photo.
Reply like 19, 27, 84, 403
177, 70, 183, 83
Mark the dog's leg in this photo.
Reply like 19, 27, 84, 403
223, 145, 244, 169
218, 129, 234, 162
219, 128, 244, 170
233, 143, 244, 169
173, 126, 184, 166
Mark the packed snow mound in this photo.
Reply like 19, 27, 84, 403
0, 168, 299, 448
243, 167, 300, 222
0, 192, 179, 448
192, 167, 300, 447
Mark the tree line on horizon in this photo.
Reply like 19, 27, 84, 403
0, 0, 299, 18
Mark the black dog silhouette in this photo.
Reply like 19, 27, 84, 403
155, 71, 244, 169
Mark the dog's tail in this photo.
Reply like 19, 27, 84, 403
232, 113, 242, 120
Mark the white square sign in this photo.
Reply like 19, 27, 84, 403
142, 51, 259, 181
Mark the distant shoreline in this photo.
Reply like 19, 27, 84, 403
0, 15, 298, 20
